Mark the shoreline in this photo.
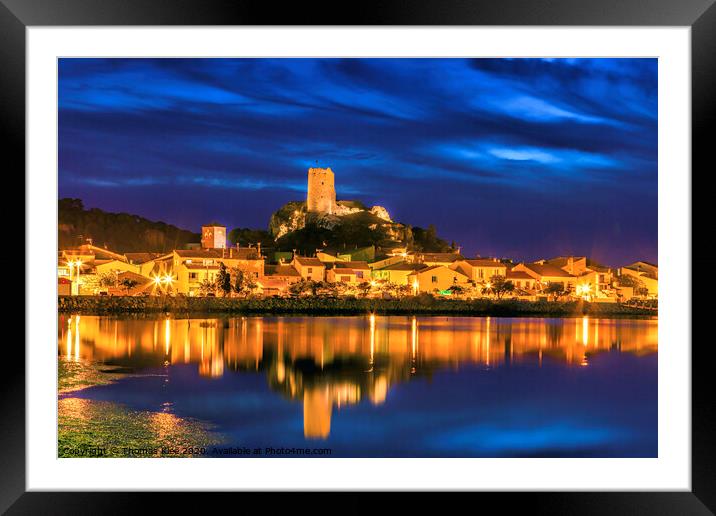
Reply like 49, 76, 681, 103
58, 357, 224, 457
58, 295, 657, 318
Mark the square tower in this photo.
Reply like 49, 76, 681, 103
201, 224, 226, 249
306, 167, 336, 214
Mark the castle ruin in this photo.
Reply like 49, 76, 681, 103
306, 167, 336, 215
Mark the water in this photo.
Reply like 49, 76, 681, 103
58, 314, 657, 457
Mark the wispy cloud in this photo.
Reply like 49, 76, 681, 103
58, 57, 657, 265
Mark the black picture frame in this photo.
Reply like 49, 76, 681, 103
4, 0, 713, 512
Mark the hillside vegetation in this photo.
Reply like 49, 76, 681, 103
269, 200, 453, 254
59, 198, 200, 253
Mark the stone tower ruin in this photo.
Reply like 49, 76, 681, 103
306, 167, 336, 214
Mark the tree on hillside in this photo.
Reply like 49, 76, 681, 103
490, 276, 515, 299
449, 284, 467, 297
217, 263, 232, 297
231, 268, 256, 297
98, 272, 116, 288
544, 282, 567, 300
357, 282, 372, 298
58, 197, 200, 252
198, 278, 217, 296
411, 225, 452, 252
618, 274, 649, 296
228, 228, 274, 248
289, 279, 314, 297
315, 281, 339, 297
119, 278, 139, 294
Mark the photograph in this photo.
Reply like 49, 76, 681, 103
56, 57, 658, 459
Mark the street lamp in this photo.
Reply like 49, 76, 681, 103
163, 274, 174, 292
576, 283, 592, 300
68, 260, 82, 291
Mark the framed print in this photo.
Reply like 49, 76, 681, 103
4, 0, 715, 512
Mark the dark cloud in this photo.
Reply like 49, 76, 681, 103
58, 58, 657, 266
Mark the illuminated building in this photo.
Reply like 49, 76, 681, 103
201, 224, 227, 249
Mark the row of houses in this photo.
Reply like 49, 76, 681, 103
58, 242, 658, 301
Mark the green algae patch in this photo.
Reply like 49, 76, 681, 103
58, 358, 132, 394
58, 397, 223, 457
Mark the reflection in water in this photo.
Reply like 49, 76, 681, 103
58, 315, 657, 440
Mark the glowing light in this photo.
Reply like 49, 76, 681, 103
411, 316, 418, 372
485, 316, 491, 366
164, 318, 171, 356
369, 313, 376, 366
66, 320, 72, 360
576, 283, 592, 300
582, 316, 589, 346
412, 280, 419, 294
74, 315, 80, 361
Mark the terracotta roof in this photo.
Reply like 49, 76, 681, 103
625, 262, 658, 274
116, 271, 152, 284
628, 260, 658, 268
463, 259, 507, 267
408, 265, 469, 277
380, 263, 427, 271
586, 259, 611, 272
545, 256, 586, 268
125, 252, 162, 264
334, 261, 370, 269
522, 263, 575, 278
294, 256, 325, 267
506, 270, 533, 280
265, 264, 300, 277
415, 253, 464, 262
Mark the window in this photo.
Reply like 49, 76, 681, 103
356, 271, 363, 278
308, 267, 313, 274
189, 272, 198, 280
341, 276, 350, 282
479, 269, 484, 279
432, 276, 438, 283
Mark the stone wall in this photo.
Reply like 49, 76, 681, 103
306, 167, 336, 214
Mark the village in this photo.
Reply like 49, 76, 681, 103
58, 168, 658, 303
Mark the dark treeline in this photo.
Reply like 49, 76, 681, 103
59, 198, 200, 253
58, 295, 657, 317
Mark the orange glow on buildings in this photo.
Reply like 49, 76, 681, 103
58, 315, 658, 438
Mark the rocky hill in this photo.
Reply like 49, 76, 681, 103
269, 199, 451, 255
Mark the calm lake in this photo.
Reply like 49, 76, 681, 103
58, 314, 657, 457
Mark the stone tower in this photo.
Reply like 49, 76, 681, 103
201, 224, 226, 249
306, 167, 336, 214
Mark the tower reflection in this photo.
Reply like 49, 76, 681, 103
58, 314, 658, 439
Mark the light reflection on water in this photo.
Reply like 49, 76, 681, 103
58, 314, 657, 456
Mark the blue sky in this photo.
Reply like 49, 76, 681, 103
58, 58, 657, 266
